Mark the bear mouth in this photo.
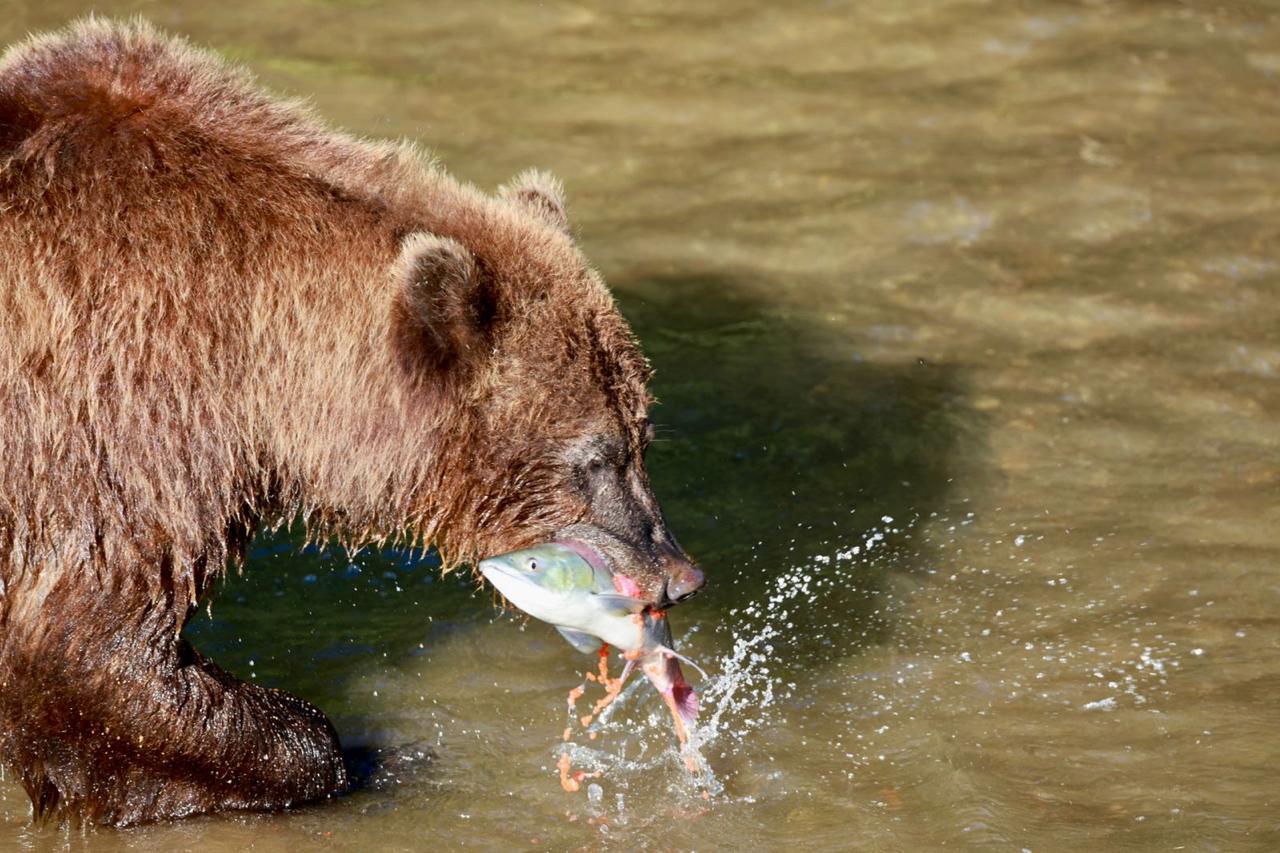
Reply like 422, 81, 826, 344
552, 537, 611, 575
553, 532, 651, 601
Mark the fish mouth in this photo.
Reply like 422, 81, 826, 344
476, 557, 530, 599
476, 556, 520, 583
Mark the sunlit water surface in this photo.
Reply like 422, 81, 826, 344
3, 1, 1279, 849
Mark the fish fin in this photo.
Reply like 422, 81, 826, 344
618, 658, 637, 687
556, 627, 603, 655
591, 592, 647, 615
657, 645, 708, 680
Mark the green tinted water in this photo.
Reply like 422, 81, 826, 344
3, 1, 1279, 849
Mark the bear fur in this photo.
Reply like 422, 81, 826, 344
0, 18, 701, 826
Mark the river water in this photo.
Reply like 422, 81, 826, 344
3, 1, 1279, 849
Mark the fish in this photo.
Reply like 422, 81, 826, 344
478, 542, 646, 652
478, 542, 704, 735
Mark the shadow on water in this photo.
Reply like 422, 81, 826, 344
615, 271, 977, 656
185, 537, 476, 790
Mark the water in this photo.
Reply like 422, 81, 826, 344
3, 0, 1280, 848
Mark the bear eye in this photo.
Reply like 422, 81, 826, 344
575, 437, 627, 479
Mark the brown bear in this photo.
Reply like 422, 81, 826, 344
0, 18, 703, 826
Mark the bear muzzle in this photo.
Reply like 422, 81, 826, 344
659, 556, 705, 607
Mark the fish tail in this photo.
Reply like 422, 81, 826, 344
671, 675, 699, 725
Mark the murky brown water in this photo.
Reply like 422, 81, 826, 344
4, 0, 1280, 849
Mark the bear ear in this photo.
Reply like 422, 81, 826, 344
500, 169, 570, 233
391, 232, 495, 378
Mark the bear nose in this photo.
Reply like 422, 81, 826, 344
662, 561, 705, 606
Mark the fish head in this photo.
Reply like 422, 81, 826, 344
480, 542, 650, 652
478, 543, 596, 625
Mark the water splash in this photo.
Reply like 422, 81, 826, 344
556, 516, 912, 811
556, 510, 1206, 820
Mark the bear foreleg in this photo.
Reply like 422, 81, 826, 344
0, 573, 347, 826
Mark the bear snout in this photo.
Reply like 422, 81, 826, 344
660, 557, 705, 607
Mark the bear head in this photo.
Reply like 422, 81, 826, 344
388, 169, 704, 609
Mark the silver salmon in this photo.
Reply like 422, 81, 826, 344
479, 543, 703, 735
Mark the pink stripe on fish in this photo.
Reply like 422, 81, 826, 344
612, 572, 641, 597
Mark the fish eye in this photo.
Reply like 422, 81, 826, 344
527, 558, 538, 572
